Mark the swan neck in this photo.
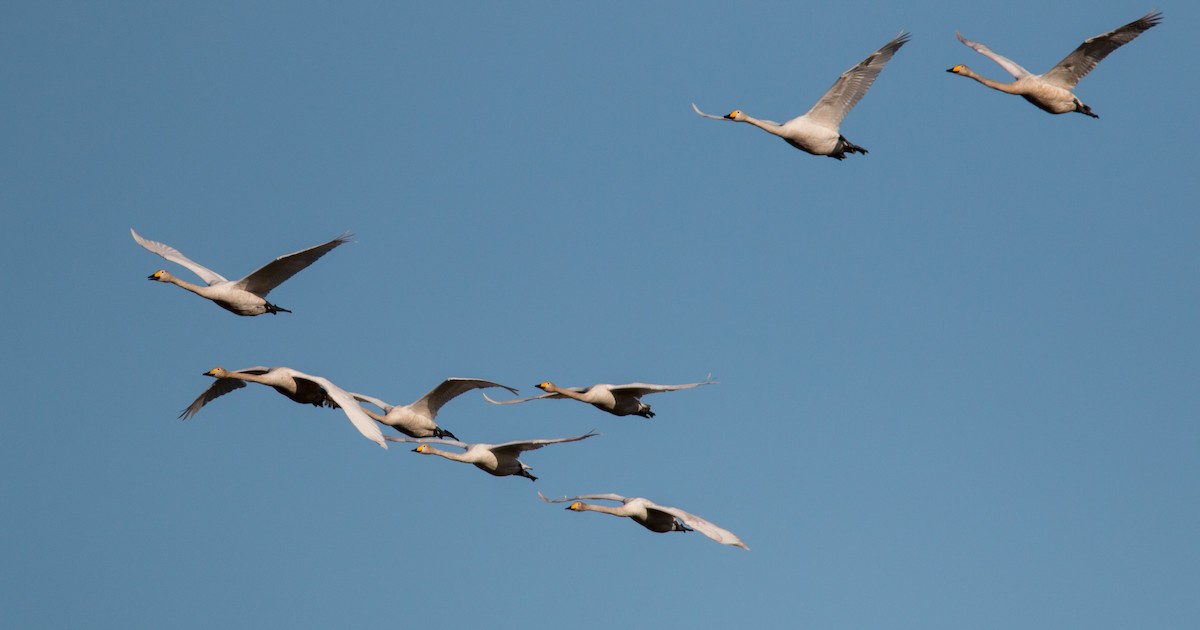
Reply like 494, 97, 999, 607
576, 502, 626, 518
960, 68, 1022, 94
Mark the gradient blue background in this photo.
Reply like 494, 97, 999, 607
2, 2, 1196, 628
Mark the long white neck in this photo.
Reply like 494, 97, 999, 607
419, 446, 472, 463
957, 67, 1023, 95
575, 502, 629, 518
741, 115, 786, 136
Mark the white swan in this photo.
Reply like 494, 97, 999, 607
349, 378, 518, 440
948, 11, 1162, 118
181, 366, 387, 448
132, 228, 350, 316
538, 492, 749, 550
693, 32, 909, 159
483, 377, 716, 418
385, 431, 599, 481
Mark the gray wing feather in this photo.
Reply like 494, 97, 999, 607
802, 32, 910, 128
236, 232, 351, 297
1043, 11, 1162, 89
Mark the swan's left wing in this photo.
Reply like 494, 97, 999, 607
955, 31, 1033, 79
132, 228, 228, 285
802, 32, 910, 129
538, 491, 628, 504
645, 501, 749, 550
493, 430, 599, 454
285, 368, 387, 449
1042, 10, 1162, 89
236, 232, 352, 297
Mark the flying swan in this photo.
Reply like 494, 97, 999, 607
385, 431, 599, 481
349, 377, 518, 440
483, 377, 716, 418
538, 492, 749, 549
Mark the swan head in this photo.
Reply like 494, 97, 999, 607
148, 269, 173, 282
535, 381, 554, 392
947, 65, 966, 74
724, 110, 745, 121
566, 501, 585, 511
413, 444, 432, 454
204, 367, 230, 378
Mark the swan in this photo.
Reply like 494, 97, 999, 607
692, 32, 909, 159
947, 11, 1162, 118
180, 366, 387, 448
132, 228, 350, 316
483, 377, 716, 418
385, 431, 599, 481
349, 378, 519, 440
538, 492, 749, 550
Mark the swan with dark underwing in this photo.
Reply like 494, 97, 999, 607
538, 492, 749, 549
349, 378, 518, 440
385, 431, 598, 481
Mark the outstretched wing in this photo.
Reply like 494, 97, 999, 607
383, 435, 469, 449
178, 366, 270, 419
1042, 10, 1162, 89
492, 430, 599, 455
608, 376, 718, 398
955, 31, 1034, 79
644, 500, 750, 550
482, 389, 577, 405
282, 368, 386, 449
235, 232, 352, 297
348, 392, 394, 413
802, 32, 910, 129
538, 491, 629, 504
413, 378, 519, 417
132, 228, 228, 285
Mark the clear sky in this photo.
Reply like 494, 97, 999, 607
2, 1, 1197, 628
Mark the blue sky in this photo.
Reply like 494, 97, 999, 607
2, 1, 1197, 628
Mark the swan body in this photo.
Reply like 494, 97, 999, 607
693, 32, 909, 159
132, 228, 350, 316
181, 366, 387, 448
350, 378, 518, 440
538, 492, 749, 549
948, 11, 1162, 118
385, 431, 598, 481
484, 377, 716, 418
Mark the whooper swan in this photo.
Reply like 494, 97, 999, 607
483, 377, 716, 418
538, 492, 749, 550
385, 431, 598, 481
692, 32, 909, 159
349, 377, 518, 440
132, 228, 350, 316
947, 11, 1162, 118
181, 366, 387, 448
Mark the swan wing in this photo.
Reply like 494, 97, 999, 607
538, 491, 629, 504
802, 32, 910, 129
131, 228, 228, 285
608, 377, 718, 397
383, 435, 469, 449
645, 501, 750, 550
412, 378, 519, 417
1043, 10, 1162, 89
955, 31, 1033, 79
482, 390, 567, 405
177, 366, 272, 419
492, 430, 599, 454
283, 368, 387, 449
235, 231, 352, 297
692, 103, 783, 126
348, 392, 394, 413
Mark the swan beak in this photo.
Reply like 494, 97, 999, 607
723, 113, 735, 119
947, 65, 962, 74
147, 273, 157, 280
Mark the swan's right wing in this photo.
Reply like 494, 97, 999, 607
646, 501, 750, 550
608, 377, 718, 397
1042, 10, 1162, 89
179, 378, 246, 419
282, 368, 386, 449
803, 32, 910, 129
955, 31, 1033, 79
131, 228, 228, 285
538, 491, 628, 504
236, 231, 352, 297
